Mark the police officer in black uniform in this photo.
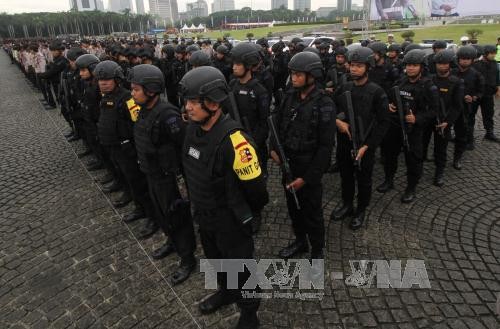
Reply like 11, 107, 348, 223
94, 61, 156, 236
422, 49, 464, 186
376, 50, 439, 202
271, 41, 289, 102
270, 52, 335, 259
188, 50, 211, 68
368, 42, 399, 92
472, 45, 500, 142
212, 45, 232, 82
40, 40, 68, 109
425, 40, 447, 75
180, 66, 268, 329
331, 47, 390, 229
453, 46, 485, 154
325, 46, 349, 94
130, 64, 196, 284
170, 45, 188, 107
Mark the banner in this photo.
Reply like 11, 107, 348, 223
369, 0, 500, 20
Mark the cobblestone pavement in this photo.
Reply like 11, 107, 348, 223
1, 51, 499, 329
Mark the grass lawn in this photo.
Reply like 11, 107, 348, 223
367, 24, 500, 44
180, 24, 329, 40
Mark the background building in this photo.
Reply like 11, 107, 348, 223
294, 0, 311, 11
337, 0, 352, 12
271, 0, 287, 10
149, 0, 179, 24
70, 0, 104, 11
316, 6, 336, 18
186, 0, 208, 18
211, 0, 235, 13
136, 0, 145, 13
108, 0, 132, 12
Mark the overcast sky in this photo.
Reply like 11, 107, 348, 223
0, 0, 364, 15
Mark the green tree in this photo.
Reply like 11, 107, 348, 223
401, 30, 415, 41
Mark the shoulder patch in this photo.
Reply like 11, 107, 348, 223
126, 98, 141, 122
229, 130, 262, 181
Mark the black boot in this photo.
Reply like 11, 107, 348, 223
465, 142, 474, 151
235, 309, 260, 329
98, 173, 114, 185
64, 130, 74, 138
330, 203, 353, 221
433, 170, 444, 187
66, 134, 81, 142
112, 192, 132, 208
484, 131, 499, 142
77, 149, 92, 158
102, 180, 122, 193
376, 179, 394, 193
199, 289, 238, 315
170, 258, 196, 286
278, 239, 309, 259
453, 156, 462, 170
123, 207, 146, 223
401, 187, 416, 203
86, 160, 104, 171
151, 240, 175, 259
138, 219, 159, 240
349, 210, 365, 231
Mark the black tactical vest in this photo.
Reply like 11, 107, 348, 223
182, 115, 241, 211
279, 89, 327, 155
134, 101, 178, 174
97, 88, 132, 146
230, 79, 260, 128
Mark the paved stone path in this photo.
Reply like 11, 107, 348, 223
0, 51, 499, 329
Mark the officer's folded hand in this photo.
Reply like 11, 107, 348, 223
336, 120, 351, 140
464, 95, 473, 103
436, 122, 448, 130
287, 178, 305, 191
405, 110, 416, 124
355, 145, 369, 161
388, 103, 397, 113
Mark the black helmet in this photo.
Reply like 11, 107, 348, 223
66, 47, 87, 61
189, 50, 211, 67
401, 41, 411, 51
179, 66, 228, 103
128, 64, 165, 93
231, 42, 260, 67
347, 47, 375, 67
403, 43, 421, 55
186, 44, 200, 54
94, 60, 125, 80
288, 52, 323, 79
368, 42, 387, 55
403, 49, 426, 64
483, 44, 497, 55
471, 44, 483, 58
139, 47, 154, 59
290, 37, 303, 45
432, 40, 447, 50
388, 43, 402, 53
318, 42, 330, 51
271, 41, 286, 53
162, 44, 175, 58
75, 54, 100, 72
49, 40, 65, 51
256, 38, 269, 48
434, 49, 455, 64
303, 46, 320, 55
335, 47, 347, 56
216, 45, 229, 55
175, 45, 187, 54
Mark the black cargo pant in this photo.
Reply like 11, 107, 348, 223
146, 174, 196, 265
108, 143, 154, 216
423, 121, 449, 174
454, 104, 469, 158
469, 95, 495, 138
381, 124, 424, 189
285, 156, 325, 254
337, 133, 376, 211
197, 209, 260, 313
